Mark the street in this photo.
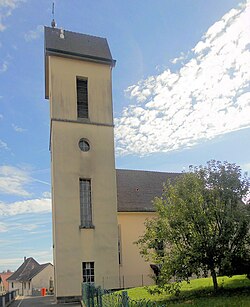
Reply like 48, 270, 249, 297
10, 296, 81, 307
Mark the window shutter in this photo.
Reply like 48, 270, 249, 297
77, 79, 88, 118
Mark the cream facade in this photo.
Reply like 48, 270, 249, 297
31, 264, 54, 292
45, 27, 179, 302
45, 28, 119, 300
118, 212, 155, 288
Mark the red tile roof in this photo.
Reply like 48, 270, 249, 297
0, 272, 13, 291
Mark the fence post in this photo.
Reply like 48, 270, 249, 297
121, 291, 129, 307
2, 296, 5, 307
97, 287, 102, 307
91, 284, 95, 307
86, 284, 90, 307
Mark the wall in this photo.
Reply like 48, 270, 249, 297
8, 281, 24, 296
31, 264, 54, 290
48, 55, 119, 298
0, 282, 4, 295
117, 212, 156, 288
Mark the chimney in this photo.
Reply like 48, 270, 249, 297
24, 256, 26, 262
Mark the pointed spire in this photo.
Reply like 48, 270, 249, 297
51, 2, 56, 28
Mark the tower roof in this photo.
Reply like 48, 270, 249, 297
44, 26, 115, 99
44, 27, 115, 66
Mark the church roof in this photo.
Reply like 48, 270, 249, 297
116, 169, 180, 212
7, 257, 51, 282
44, 26, 115, 66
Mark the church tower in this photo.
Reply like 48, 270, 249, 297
44, 27, 119, 301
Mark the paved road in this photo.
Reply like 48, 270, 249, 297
10, 296, 81, 307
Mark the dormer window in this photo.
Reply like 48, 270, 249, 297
77, 78, 88, 118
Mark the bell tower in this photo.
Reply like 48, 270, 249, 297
45, 27, 119, 301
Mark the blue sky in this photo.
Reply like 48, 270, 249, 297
0, 0, 249, 271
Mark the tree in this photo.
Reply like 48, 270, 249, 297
137, 160, 250, 293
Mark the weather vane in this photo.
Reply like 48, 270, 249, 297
51, 2, 56, 28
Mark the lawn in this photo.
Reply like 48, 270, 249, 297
123, 275, 250, 306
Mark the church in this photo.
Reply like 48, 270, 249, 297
44, 26, 179, 302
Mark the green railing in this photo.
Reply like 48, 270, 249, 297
82, 283, 164, 307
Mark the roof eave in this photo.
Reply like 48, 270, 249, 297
44, 49, 116, 100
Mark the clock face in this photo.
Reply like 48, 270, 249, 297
79, 139, 90, 152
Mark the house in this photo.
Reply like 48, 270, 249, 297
7, 257, 54, 296
44, 26, 179, 302
0, 271, 13, 295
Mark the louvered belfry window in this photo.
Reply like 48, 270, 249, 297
80, 179, 92, 228
77, 78, 88, 118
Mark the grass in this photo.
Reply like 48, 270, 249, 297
122, 275, 250, 306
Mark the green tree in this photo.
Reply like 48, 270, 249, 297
137, 160, 250, 293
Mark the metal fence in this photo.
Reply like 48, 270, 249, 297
0, 290, 19, 307
82, 283, 164, 307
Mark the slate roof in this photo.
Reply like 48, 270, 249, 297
44, 26, 115, 66
7, 258, 51, 282
116, 169, 180, 212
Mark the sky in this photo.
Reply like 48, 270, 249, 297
0, 0, 249, 272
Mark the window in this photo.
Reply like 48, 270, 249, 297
12, 282, 14, 288
79, 138, 90, 152
82, 262, 94, 283
118, 225, 122, 265
80, 179, 93, 228
77, 78, 88, 118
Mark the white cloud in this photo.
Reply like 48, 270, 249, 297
0, 165, 31, 196
115, 1, 250, 156
0, 0, 21, 9
0, 140, 8, 150
24, 25, 43, 42
0, 251, 53, 271
12, 123, 26, 132
170, 51, 189, 64
0, 257, 23, 267
242, 163, 250, 173
0, 23, 5, 31
0, 60, 8, 73
0, 0, 25, 31
0, 222, 8, 232
0, 221, 38, 232
0, 198, 51, 216
42, 191, 51, 198
21, 250, 53, 265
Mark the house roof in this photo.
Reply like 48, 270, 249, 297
44, 26, 115, 66
7, 258, 51, 282
0, 272, 13, 290
116, 169, 180, 212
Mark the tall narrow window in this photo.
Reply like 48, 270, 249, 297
118, 225, 122, 265
77, 78, 88, 118
80, 179, 93, 228
82, 262, 94, 283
